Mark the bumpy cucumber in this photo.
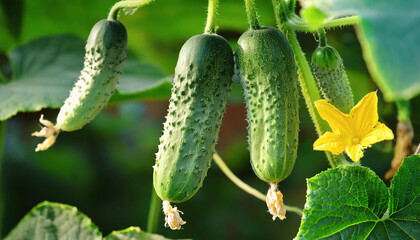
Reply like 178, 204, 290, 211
58, 19, 127, 131
235, 26, 299, 184
33, 19, 127, 151
154, 34, 234, 203
311, 45, 354, 113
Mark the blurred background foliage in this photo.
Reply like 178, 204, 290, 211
0, 0, 419, 239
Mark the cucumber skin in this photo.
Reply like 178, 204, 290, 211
56, 19, 127, 131
311, 45, 354, 113
236, 27, 299, 183
154, 34, 234, 203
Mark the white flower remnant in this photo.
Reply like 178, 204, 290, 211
266, 183, 286, 220
162, 200, 186, 230
31, 114, 60, 152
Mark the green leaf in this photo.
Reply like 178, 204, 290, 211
387, 155, 420, 237
105, 226, 190, 240
301, 0, 420, 101
0, 34, 170, 121
299, 6, 327, 31
5, 201, 102, 240
296, 155, 420, 239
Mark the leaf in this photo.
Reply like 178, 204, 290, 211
0, 34, 171, 121
296, 155, 420, 239
299, 6, 327, 31
301, 0, 420, 101
5, 201, 102, 240
104, 226, 190, 240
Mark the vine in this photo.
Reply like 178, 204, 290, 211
244, 0, 260, 30
108, 0, 156, 21
146, 187, 161, 233
213, 153, 303, 216
204, 0, 218, 34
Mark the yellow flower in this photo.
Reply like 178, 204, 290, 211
313, 91, 394, 162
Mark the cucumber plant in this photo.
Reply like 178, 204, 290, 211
32, 19, 127, 151
2, 0, 416, 239
153, 0, 234, 230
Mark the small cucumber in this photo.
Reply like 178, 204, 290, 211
153, 34, 234, 205
311, 45, 354, 113
32, 19, 127, 151
235, 26, 299, 184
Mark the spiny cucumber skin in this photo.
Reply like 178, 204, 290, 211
154, 34, 234, 203
311, 45, 354, 113
236, 27, 299, 183
56, 19, 127, 131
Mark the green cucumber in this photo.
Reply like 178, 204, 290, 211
235, 26, 299, 184
32, 19, 127, 151
153, 34, 234, 204
311, 45, 354, 113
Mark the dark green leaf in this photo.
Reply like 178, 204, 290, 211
105, 226, 190, 240
296, 165, 388, 239
5, 201, 102, 240
387, 155, 420, 237
0, 34, 170, 121
297, 155, 420, 239
302, 0, 420, 101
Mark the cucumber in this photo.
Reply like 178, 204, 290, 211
236, 26, 299, 220
311, 45, 354, 113
32, 19, 127, 151
236, 26, 299, 184
153, 34, 234, 205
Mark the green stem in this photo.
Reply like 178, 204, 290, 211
204, 0, 218, 34
396, 100, 411, 122
287, 14, 361, 32
146, 186, 161, 233
213, 153, 303, 216
322, 15, 361, 29
273, 3, 349, 167
146, 187, 161, 233
108, 0, 155, 21
0, 121, 6, 238
318, 29, 327, 47
287, 0, 296, 12
244, 0, 260, 29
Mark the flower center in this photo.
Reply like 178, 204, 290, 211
351, 137, 361, 144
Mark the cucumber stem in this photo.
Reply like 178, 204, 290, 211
396, 100, 411, 122
213, 153, 303, 216
244, 0, 260, 29
146, 187, 161, 233
272, 1, 349, 168
108, 0, 155, 21
318, 29, 327, 47
204, 0, 218, 34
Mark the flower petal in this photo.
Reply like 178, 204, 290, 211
345, 144, 365, 162
360, 122, 394, 146
315, 100, 353, 137
313, 132, 348, 155
350, 92, 378, 136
